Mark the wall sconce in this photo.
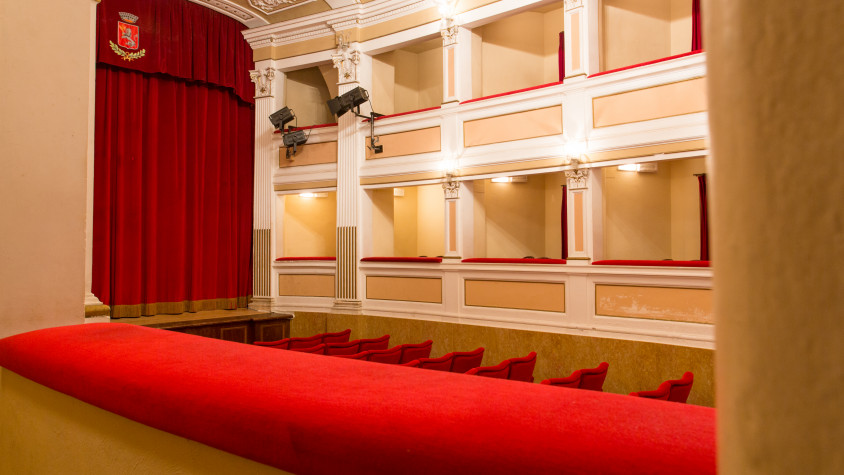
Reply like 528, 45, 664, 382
491, 176, 528, 183
298, 192, 328, 198
617, 163, 658, 173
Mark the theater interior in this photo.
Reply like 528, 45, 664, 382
1, 0, 841, 473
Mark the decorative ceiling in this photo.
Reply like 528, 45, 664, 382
189, 0, 376, 27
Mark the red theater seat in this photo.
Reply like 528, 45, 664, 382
541, 371, 581, 388
325, 341, 362, 356
630, 372, 694, 403
579, 362, 610, 391
335, 351, 370, 360
414, 354, 454, 371
295, 344, 326, 355
507, 352, 537, 383
399, 360, 421, 367
254, 329, 351, 350
399, 340, 433, 363
367, 346, 403, 364
358, 335, 390, 352
466, 360, 510, 379
450, 347, 484, 373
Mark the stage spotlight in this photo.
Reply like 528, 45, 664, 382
283, 129, 308, 158
269, 107, 295, 130
326, 86, 370, 118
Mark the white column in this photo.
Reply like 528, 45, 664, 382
564, 166, 602, 263
85, 0, 109, 322
442, 181, 461, 258
332, 40, 371, 311
564, 0, 600, 79
442, 22, 475, 104
249, 62, 279, 311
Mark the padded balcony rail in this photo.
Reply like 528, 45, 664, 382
588, 50, 704, 78
460, 81, 564, 105
462, 258, 567, 264
273, 122, 337, 134
0, 324, 716, 474
361, 257, 443, 263
275, 256, 337, 261
592, 260, 710, 267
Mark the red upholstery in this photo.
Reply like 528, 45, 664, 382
460, 81, 563, 104
357, 335, 390, 352
274, 256, 337, 261
399, 359, 421, 367
579, 362, 609, 391
587, 50, 703, 78
295, 343, 325, 355
541, 371, 581, 388
366, 346, 403, 364
335, 351, 370, 360
630, 373, 694, 403
273, 122, 337, 133
399, 340, 433, 363
360, 257, 443, 263
325, 341, 362, 356
0, 324, 716, 474
449, 347, 485, 373
415, 354, 454, 371
466, 360, 510, 379
507, 352, 537, 383
254, 329, 351, 349
591, 260, 710, 267
461, 258, 566, 264
367, 105, 441, 121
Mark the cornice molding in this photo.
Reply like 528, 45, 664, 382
188, 0, 269, 27
248, 0, 317, 15
242, 0, 429, 50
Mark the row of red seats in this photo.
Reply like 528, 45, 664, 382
253, 328, 352, 350
400, 347, 485, 373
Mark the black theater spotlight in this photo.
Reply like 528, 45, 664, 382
283, 129, 308, 159
326, 86, 385, 154
269, 107, 295, 131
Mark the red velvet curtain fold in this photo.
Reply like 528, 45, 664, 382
93, 66, 254, 317
697, 174, 709, 261
561, 185, 568, 259
558, 31, 566, 82
692, 0, 703, 51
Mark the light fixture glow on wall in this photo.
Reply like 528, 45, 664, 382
491, 176, 528, 183
617, 163, 658, 173
298, 192, 328, 198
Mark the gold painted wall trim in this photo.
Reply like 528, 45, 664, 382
595, 284, 713, 324
464, 280, 565, 313
365, 127, 441, 160
366, 276, 443, 304
361, 171, 443, 186
459, 157, 566, 178
274, 180, 337, 192
587, 139, 706, 163
464, 105, 563, 148
279, 141, 338, 168
278, 274, 335, 297
592, 78, 707, 128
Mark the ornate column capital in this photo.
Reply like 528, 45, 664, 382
441, 17, 458, 47
564, 0, 583, 11
565, 168, 589, 190
442, 180, 460, 199
331, 34, 361, 83
249, 67, 276, 99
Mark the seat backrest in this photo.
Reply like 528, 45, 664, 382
324, 340, 361, 356
416, 354, 454, 371
321, 329, 352, 344
287, 334, 325, 350
295, 343, 326, 355
666, 372, 694, 403
399, 340, 433, 363
449, 347, 484, 373
334, 351, 369, 360
358, 335, 390, 352
400, 360, 421, 367
541, 370, 581, 388
367, 345, 403, 364
629, 381, 671, 400
507, 352, 537, 382
578, 362, 609, 391
253, 339, 291, 349
466, 360, 511, 379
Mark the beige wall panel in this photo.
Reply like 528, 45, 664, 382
370, 188, 396, 256
284, 68, 334, 126
279, 141, 337, 168
278, 274, 335, 298
366, 276, 443, 303
283, 194, 337, 257
394, 50, 419, 113
479, 12, 546, 96
460, 157, 566, 178
602, 0, 671, 71
274, 180, 337, 192
310, 312, 714, 406
448, 200, 457, 252
573, 191, 585, 252
464, 105, 563, 148
394, 186, 418, 256
542, 7, 566, 83
669, 158, 706, 260
483, 177, 546, 258
0, 369, 290, 475
0, 0, 89, 338
447, 48, 455, 97
544, 173, 565, 258
596, 284, 712, 324
588, 139, 706, 163
603, 166, 672, 259
571, 11, 582, 71
360, 172, 443, 186
372, 52, 397, 115
465, 280, 565, 313
416, 184, 445, 258
417, 47, 443, 109
593, 78, 707, 128
365, 127, 441, 160
669, 0, 693, 55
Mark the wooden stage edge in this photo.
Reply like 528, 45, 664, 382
112, 309, 294, 344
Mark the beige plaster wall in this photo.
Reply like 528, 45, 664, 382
370, 188, 395, 256
417, 47, 444, 108
285, 68, 334, 127
670, 0, 693, 55
483, 176, 547, 258
373, 42, 442, 115
543, 172, 566, 259
282, 193, 337, 256
0, 0, 90, 338
542, 6, 566, 84
478, 12, 546, 96
394, 186, 419, 256
670, 158, 705, 260
472, 180, 488, 257
602, 0, 672, 71
372, 53, 397, 115
394, 50, 420, 113
416, 184, 445, 257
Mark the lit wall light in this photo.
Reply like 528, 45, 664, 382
298, 192, 328, 198
393, 188, 405, 197
491, 176, 528, 183
617, 163, 658, 173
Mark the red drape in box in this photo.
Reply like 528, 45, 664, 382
92, 66, 254, 317
96, 0, 254, 103
692, 0, 703, 51
561, 185, 568, 259
558, 32, 566, 82
697, 174, 709, 261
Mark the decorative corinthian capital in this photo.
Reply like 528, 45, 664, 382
564, 168, 589, 190
249, 67, 276, 98
564, 0, 583, 11
331, 33, 361, 83
441, 17, 458, 47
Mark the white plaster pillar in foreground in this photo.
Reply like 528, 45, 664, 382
441, 179, 462, 258
564, 0, 600, 79
331, 38, 371, 311
249, 62, 280, 311
564, 165, 602, 263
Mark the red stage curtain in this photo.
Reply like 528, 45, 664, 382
96, 0, 254, 103
692, 0, 703, 51
697, 174, 709, 261
92, 66, 254, 317
561, 185, 568, 259
558, 32, 566, 81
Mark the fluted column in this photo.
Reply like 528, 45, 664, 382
249, 62, 279, 311
564, 164, 602, 263
564, 0, 600, 79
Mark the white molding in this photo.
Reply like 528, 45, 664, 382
188, 0, 269, 27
